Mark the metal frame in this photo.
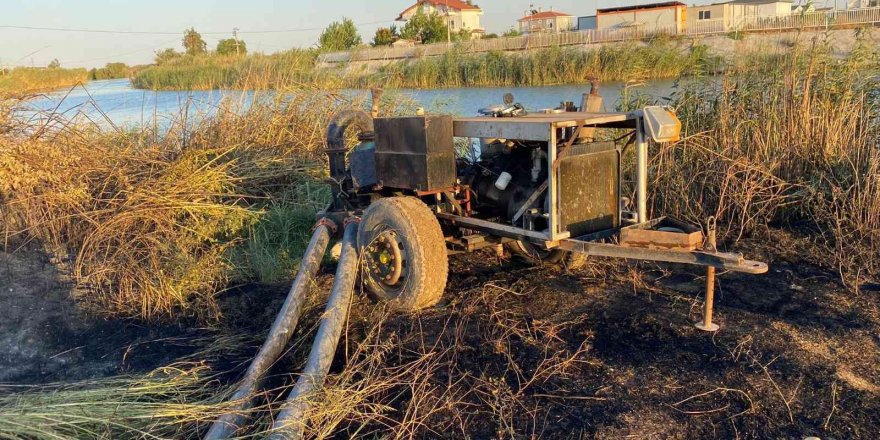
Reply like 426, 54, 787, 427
447, 111, 768, 275
453, 111, 638, 242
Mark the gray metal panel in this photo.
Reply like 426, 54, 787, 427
453, 112, 634, 141
453, 120, 552, 141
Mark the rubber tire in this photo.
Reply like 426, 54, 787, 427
506, 240, 589, 271
357, 196, 448, 311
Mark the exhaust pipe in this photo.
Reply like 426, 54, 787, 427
204, 222, 333, 440
268, 220, 360, 440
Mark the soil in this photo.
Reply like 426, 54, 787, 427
2, 229, 878, 438
0, 248, 208, 384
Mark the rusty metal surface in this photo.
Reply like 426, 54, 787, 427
556, 239, 768, 274
556, 146, 620, 237
619, 217, 703, 251
436, 212, 555, 242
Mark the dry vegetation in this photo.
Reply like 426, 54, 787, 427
649, 38, 880, 288
0, 67, 88, 96
0, 38, 878, 439
0, 88, 369, 320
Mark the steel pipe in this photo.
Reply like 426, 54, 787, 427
268, 221, 360, 440
204, 223, 332, 440
635, 118, 648, 223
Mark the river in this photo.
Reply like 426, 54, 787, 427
18, 78, 680, 128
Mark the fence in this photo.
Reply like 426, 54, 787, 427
318, 7, 880, 64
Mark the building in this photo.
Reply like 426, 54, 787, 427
595, 1, 688, 32
518, 8, 577, 34
727, 0, 792, 20
577, 15, 597, 30
396, 0, 484, 38
687, 0, 792, 31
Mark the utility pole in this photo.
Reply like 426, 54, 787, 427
233, 27, 241, 56
446, 0, 451, 44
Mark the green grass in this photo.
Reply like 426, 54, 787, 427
131, 50, 326, 90
0, 67, 88, 95
132, 40, 721, 91
362, 41, 720, 88
235, 182, 332, 284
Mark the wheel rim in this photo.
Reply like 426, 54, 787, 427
364, 228, 407, 291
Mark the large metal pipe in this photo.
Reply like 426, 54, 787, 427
268, 220, 360, 440
635, 118, 648, 223
204, 223, 332, 440
326, 110, 373, 211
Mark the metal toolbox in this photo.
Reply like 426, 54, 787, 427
374, 116, 456, 191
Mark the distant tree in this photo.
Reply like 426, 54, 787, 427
502, 28, 523, 37
371, 25, 399, 47
455, 28, 473, 41
89, 62, 131, 80
154, 48, 183, 65
182, 28, 207, 56
216, 38, 247, 56
319, 18, 362, 51
400, 11, 447, 44
483, 32, 499, 39
48, 59, 61, 69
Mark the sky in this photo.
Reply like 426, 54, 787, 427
0, 0, 726, 69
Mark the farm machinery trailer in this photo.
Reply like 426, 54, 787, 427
206, 95, 768, 439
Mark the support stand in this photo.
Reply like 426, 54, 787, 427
695, 217, 720, 332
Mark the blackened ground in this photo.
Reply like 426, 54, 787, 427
0, 248, 210, 383
2, 228, 878, 439
243, 229, 878, 439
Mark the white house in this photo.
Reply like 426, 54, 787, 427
396, 0, 485, 38
518, 9, 577, 34
596, 1, 688, 32
687, 0, 792, 31
727, 0, 792, 20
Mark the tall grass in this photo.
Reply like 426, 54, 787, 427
132, 41, 719, 91
367, 41, 719, 88
648, 39, 880, 286
132, 50, 328, 91
0, 67, 88, 96
0, 88, 359, 320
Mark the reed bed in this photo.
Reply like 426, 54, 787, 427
131, 50, 329, 91
368, 41, 718, 89
0, 67, 88, 96
131, 41, 718, 91
648, 40, 880, 286
0, 87, 366, 320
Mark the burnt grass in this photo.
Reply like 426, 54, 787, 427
214, 229, 880, 439
2, 228, 878, 439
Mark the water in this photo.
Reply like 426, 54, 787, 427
18, 78, 681, 128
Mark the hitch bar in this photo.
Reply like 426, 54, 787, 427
556, 239, 768, 274
436, 213, 767, 274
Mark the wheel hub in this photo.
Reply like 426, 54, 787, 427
365, 230, 403, 286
